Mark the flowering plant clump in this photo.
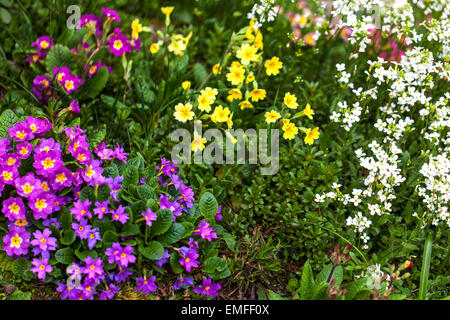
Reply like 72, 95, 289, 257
0, 113, 228, 300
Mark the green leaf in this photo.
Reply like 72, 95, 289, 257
343, 278, 369, 300
221, 232, 236, 251
103, 230, 119, 244
60, 230, 76, 246
46, 44, 77, 74
158, 223, 185, 244
8, 290, 31, 300
316, 264, 343, 286
137, 185, 156, 200
79, 186, 94, 202
59, 208, 72, 230
123, 165, 139, 190
151, 209, 173, 235
180, 222, 195, 239
93, 217, 116, 235
120, 223, 140, 237
0, 7, 12, 24
169, 252, 183, 273
55, 248, 75, 264
0, 251, 14, 271
267, 290, 287, 300
388, 294, 407, 300
202, 256, 230, 279
88, 124, 107, 149
81, 67, 109, 99
75, 249, 98, 261
139, 241, 164, 260
193, 62, 208, 84
12, 258, 31, 277
0, 109, 19, 138
299, 261, 314, 300
199, 192, 218, 220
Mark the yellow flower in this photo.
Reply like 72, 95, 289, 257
227, 89, 242, 102
231, 61, 242, 68
168, 37, 186, 56
226, 112, 234, 129
254, 30, 263, 50
204, 87, 218, 98
236, 43, 258, 65
226, 64, 245, 85
197, 93, 214, 112
303, 103, 314, 119
283, 123, 298, 140
284, 92, 298, 109
131, 19, 143, 39
282, 119, 291, 129
150, 43, 160, 54
239, 100, 253, 110
245, 20, 256, 40
182, 81, 191, 91
173, 102, 194, 123
265, 110, 281, 124
249, 88, 266, 102
161, 6, 174, 18
246, 74, 255, 83
211, 105, 231, 123
304, 127, 320, 145
212, 64, 222, 75
265, 56, 283, 76
192, 134, 206, 152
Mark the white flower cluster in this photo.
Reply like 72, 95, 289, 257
416, 154, 450, 228
316, 1, 450, 248
247, 0, 278, 29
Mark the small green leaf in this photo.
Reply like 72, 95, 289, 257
158, 223, 185, 244
60, 230, 76, 246
199, 192, 218, 220
151, 209, 173, 235
139, 241, 164, 260
299, 261, 314, 300
55, 248, 75, 265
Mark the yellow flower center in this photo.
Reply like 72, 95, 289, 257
11, 235, 22, 247
113, 40, 123, 50
2, 171, 12, 180
42, 158, 55, 169
36, 199, 47, 210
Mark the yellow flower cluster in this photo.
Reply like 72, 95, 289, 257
171, 19, 319, 149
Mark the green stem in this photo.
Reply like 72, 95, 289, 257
418, 234, 433, 300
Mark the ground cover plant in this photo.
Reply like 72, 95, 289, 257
0, 0, 448, 301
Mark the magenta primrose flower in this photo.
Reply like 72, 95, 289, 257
174, 276, 194, 290
193, 220, 218, 242
72, 218, 92, 240
70, 199, 92, 221
83, 256, 105, 280
31, 257, 53, 280
193, 278, 221, 298
101, 8, 121, 22
31, 228, 57, 253
111, 205, 129, 224
94, 200, 110, 219
16, 141, 33, 159
179, 248, 199, 273
136, 276, 158, 295
2, 226, 30, 257
142, 208, 157, 227
2, 197, 26, 221
31, 36, 53, 51
108, 28, 131, 56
